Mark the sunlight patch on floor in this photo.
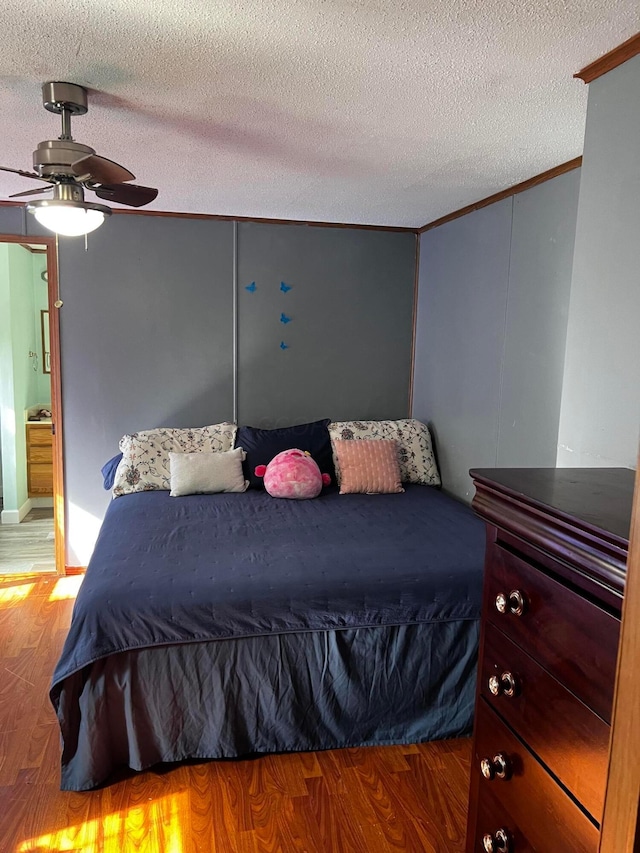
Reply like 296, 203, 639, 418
17, 791, 186, 853
0, 582, 35, 604
48, 575, 83, 601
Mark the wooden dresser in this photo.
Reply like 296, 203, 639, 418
465, 468, 633, 853
26, 422, 53, 496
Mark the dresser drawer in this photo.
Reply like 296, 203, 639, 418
485, 543, 619, 722
28, 464, 53, 495
481, 623, 609, 822
28, 444, 53, 464
471, 779, 534, 852
27, 424, 52, 445
472, 701, 599, 852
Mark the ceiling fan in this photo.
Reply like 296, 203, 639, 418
0, 81, 158, 236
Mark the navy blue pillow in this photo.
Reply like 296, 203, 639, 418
101, 453, 123, 490
236, 419, 334, 489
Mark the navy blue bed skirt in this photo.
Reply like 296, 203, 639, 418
57, 619, 479, 791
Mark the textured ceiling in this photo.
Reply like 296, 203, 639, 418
0, 1, 638, 228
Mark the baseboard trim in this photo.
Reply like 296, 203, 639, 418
30, 497, 54, 508
1, 498, 32, 525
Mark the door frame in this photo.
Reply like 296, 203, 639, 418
599, 452, 640, 851
0, 234, 65, 575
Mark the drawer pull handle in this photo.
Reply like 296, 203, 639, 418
495, 589, 526, 616
480, 753, 511, 781
482, 828, 511, 852
488, 671, 518, 698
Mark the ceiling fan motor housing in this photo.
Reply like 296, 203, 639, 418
50, 182, 85, 203
33, 139, 95, 178
41, 81, 88, 116
34, 82, 95, 179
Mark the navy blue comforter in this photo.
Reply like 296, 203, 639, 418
52, 485, 483, 689
51, 485, 485, 789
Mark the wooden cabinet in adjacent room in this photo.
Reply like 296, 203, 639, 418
26, 422, 53, 496
465, 467, 633, 853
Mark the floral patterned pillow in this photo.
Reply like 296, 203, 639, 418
113, 423, 237, 497
328, 419, 440, 487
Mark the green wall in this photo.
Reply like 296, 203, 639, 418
0, 245, 12, 507
0, 244, 48, 515
32, 253, 51, 405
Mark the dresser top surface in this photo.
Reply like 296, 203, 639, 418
469, 467, 634, 545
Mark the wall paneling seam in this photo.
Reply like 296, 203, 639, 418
408, 233, 420, 416
232, 221, 238, 424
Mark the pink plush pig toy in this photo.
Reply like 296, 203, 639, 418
255, 449, 331, 499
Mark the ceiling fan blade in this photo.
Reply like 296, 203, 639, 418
92, 183, 158, 208
72, 154, 135, 185
0, 165, 48, 181
9, 186, 52, 199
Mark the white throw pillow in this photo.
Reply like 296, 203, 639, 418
328, 418, 440, 486
169, 447, 249, 497
113, 422, 237, 496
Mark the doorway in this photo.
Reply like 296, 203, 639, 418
0, 235, 64, 575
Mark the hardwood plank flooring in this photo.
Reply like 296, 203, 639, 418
0, 575, 472, 853
0, 509, 55, 574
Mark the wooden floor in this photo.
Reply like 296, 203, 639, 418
0, 509, 55, 574
0, 574, 472, 853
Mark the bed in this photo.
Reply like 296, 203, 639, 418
51, 479, 484, 791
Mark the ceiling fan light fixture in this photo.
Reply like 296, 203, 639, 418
27, 199, 112, 237
1, 82, 158, 223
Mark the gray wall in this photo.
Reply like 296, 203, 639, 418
412, 168, 580, 501
412, 199, 512, 501
237, 223, 415, 427
57, 216, 235, 564
0, 211, 415, 564
0, 206, 24, 235
557, 55, 640, 469
498, 174, 580, 465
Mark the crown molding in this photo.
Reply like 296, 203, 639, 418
418, 157, 582, 233
575, 32, 640, 84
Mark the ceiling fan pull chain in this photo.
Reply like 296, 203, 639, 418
54, 233, 63, 308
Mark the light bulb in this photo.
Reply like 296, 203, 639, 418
32, 204, 106, 237
27, 200, 111, 237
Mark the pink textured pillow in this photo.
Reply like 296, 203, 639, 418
333, 439, 404, 495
